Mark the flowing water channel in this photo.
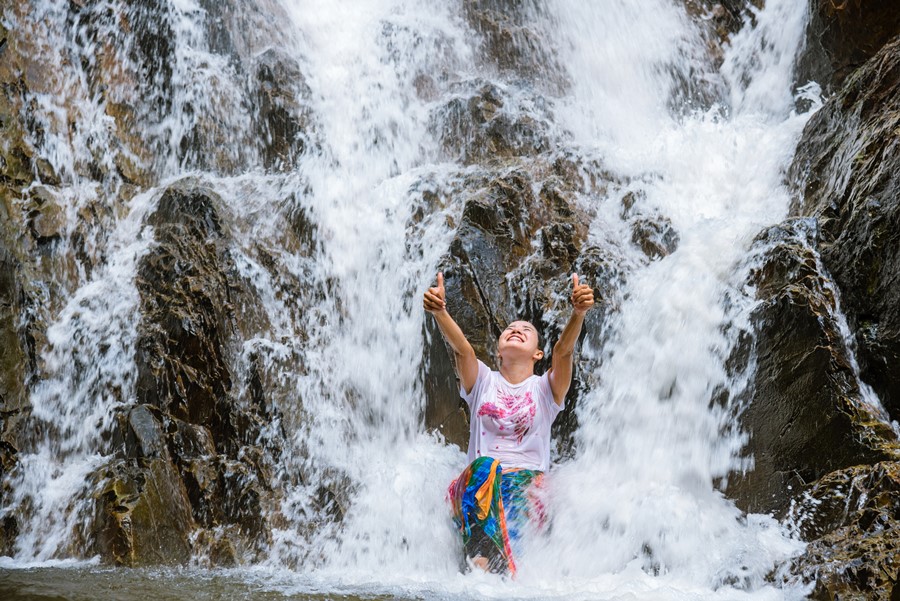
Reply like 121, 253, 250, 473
2, 0, 824, 598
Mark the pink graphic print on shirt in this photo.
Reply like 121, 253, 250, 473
478, 388, 536, 443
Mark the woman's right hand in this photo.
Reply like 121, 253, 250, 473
424, 272, 447, 314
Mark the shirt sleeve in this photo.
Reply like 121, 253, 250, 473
539, 371, 564, 416
460, 360, 490, 408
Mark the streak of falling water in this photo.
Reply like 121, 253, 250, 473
264, 0, 474, 576
518, 0, 815, 594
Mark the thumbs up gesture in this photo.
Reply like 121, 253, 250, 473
571, 273, 595, 315
424, 272, 447, 314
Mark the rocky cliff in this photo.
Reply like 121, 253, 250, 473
731, 7, 900, 598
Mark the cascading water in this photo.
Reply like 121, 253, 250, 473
0, 0, 851, 598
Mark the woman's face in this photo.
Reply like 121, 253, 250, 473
498, 321, 541, 360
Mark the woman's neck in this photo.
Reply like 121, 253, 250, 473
499, 360, 535, 385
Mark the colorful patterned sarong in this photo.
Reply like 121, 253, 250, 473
447, 456, 545, 576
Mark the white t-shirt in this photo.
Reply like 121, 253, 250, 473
461, 360, 563, 472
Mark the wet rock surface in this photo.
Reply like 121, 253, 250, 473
252, 48, 313, 172
730, 29, 900, 598
795, 0, 900, 94
0, 9, 46, 554
791, 462, 900, 601
790, 36, 900, 424
727, 221, 896, 516
93, 456, 195, 566
432, 82, 552, 165
463, 0, 566, 93
93, 181, 284, 565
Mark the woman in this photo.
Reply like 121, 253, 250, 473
424, 271, 595, 575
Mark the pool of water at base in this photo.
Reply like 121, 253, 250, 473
0, 563, 811, 601
0, 566, 405, 601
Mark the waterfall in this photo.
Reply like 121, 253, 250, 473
2, 0, 822, 598
523, 0, 814, 588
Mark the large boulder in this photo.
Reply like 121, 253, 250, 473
93, 180, 284, 564
726, 220, 897, 516
134, 184, 235, 425
770, 31, 900, 598
789, 36, 900, 423
795, 1, 900, 94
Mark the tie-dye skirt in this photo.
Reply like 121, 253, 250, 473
447, 456, 545, 576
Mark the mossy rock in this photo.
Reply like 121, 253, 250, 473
792, 462, 900, 601
93, 459, 195, 566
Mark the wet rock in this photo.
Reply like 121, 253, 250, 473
422, 317, 470, 449
124, 0, 176, 123
432, 82, 551, 165
791, 462, 900, 601
631, 216, 679, 260
252, 48, 313, 172
124, 405, 167, 459
678, 0, 757, 106
789, 37, 900, 423
135, 182, 234, 425
0, 249, 27, 484
25, 186, 66, 243
726, 221, 897, 516
0, 16, 37, 516
93, 458, 195, 566
463, 0, 567, 93
683, 1, 751, 40
167, 418, 220, 528
126, 180, 283, 563
795, 0, 900, 94
197, 0, 295, 66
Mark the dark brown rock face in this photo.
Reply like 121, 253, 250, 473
252, 48, 313, 172
91, 181, 281, 565
790, 36, 900, 423
795, 1, 900, 94
727, 221, 896, 516
135, 184, 235, 426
